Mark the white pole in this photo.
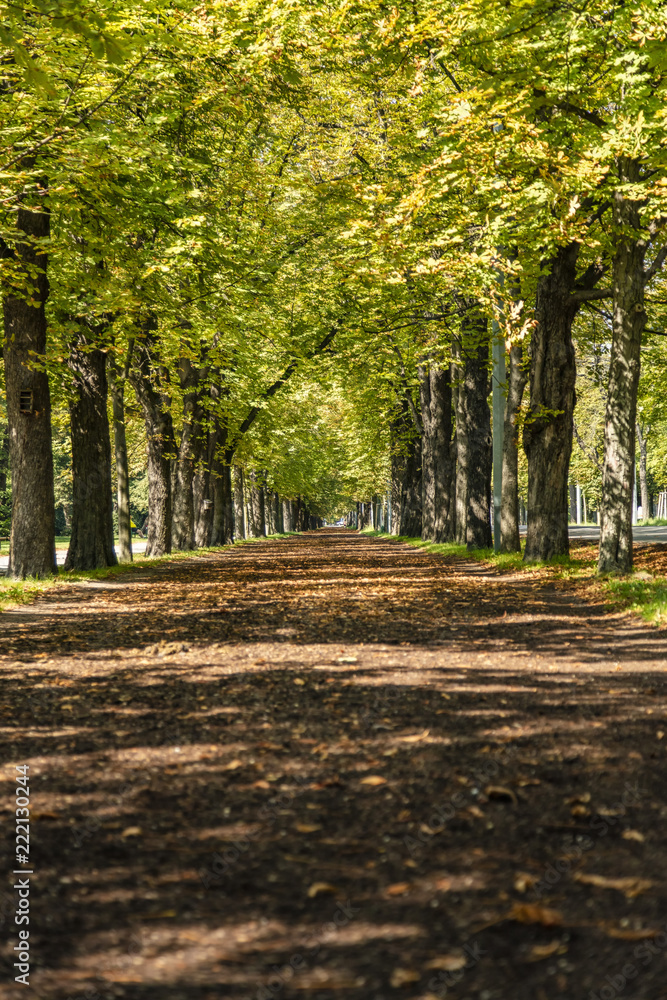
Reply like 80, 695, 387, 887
576, 483, 582, 524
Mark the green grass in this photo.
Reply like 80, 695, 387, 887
604, 577, 667, 625
359, 529, 577, 573
0, 531, 299, 612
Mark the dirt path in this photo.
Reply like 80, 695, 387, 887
1, 529, 667, 1000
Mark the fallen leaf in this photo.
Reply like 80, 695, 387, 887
295, 823, 321, 834
385, 882, 411, 897
573, 873, 653, 897
526, 939, 563, 962
605, 925, 662, 941
397, 729, 430, 743
224, 759, 243, 771
486, 785, 518, 804
622, 829, 645, 843
390, 968, 420, 987
307, 882, 339, 898
252, 780, 270, 790
514, 872, 537, 893
361, 775, 386, 786
425, 952, 467, 971
509, 903, 563, 927
120, 826, 142, 838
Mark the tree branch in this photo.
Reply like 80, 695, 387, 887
644, 246, 667, 284
570, 288, 612, 303
556, 101, 607, 129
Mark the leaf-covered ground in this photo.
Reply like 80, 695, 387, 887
1, 529, 667, 1000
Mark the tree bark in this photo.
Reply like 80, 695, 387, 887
211, 459, 234, 546
171, 356, 200, 551
523, 243, 581, 561
282, 498, 293, 532
455, 309, 492, 549
108, 354, 133, 562
399, 426, 422, 536
249, 471, 266, 537
3, 195, 57, 578
131, 330, 174, 557
389, 406, 408, 535
419, 362, 456, 543
233, 466, 246, 539
637, 423, 650, 521
64, 341, 117, 570
598, 158, 648, 574
499, 342, 527, 553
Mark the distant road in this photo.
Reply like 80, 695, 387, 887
517, 525, 667, 543
0, 540, 147, 571
567, 525, 667, 543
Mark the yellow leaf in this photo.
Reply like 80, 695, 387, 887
390, 968, 419, 987
307, 882, 339, 898
622, 829, 645, 843
361, 775, 386, 785
526, 939, 563, 962
509, 903, 563, 926
573, 873, 652, 897
425, 952, 467, 971
385, 882, 411, 897
397, 729, 430, 742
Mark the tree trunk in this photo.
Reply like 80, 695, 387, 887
248, 471, 266, 537
419, 362, 455, 543
109, 358, 133, 562
3, 196, 57, 578
171, 357, 199, 551
637, 423, 650, 521
131, 332, 174, 557
399, 427, 422, 536
233, 466, 246, 539
523, 243, 580, 561
499, 342, 527, 553
455, 310, 492, 549
598, 158, 647, 574
282, 498, 293, 532
211, 460, 234, 546
390, 407, 408, 535
64, 341, 117, 570
193, 467, 212, 547
265, 491, 276, 534
194, 422, 221, 548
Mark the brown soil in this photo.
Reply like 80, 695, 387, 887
1, 529, 667, 1000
